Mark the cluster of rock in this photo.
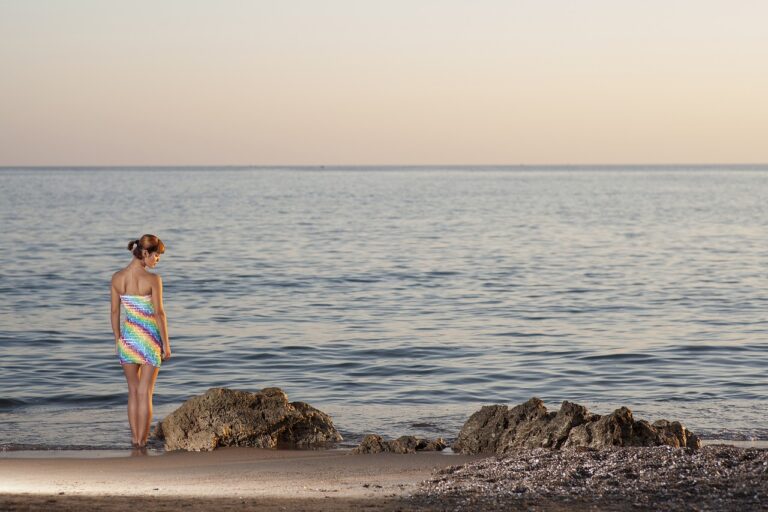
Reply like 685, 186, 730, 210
452, 397, 700, 455
153, 388, 700, 456
351, 434, 447, 454
153, 387, 342, 451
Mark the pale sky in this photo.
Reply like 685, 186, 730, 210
1, 0, 766, 165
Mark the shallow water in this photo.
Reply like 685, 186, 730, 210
1, 166, 766, 450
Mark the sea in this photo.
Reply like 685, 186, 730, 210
1, 166, 766, 454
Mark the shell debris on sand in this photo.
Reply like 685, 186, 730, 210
406, 444, 768, 511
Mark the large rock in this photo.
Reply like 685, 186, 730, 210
351, 434, 447, 454
453, 398, 700, 455
153, 387, 343, 451
561, 407, 701, 450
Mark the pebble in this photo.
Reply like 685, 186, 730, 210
406, 444, 768, 511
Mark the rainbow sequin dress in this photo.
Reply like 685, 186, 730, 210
117, 294, 163, 367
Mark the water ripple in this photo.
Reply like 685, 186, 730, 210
0, 166, 766, 448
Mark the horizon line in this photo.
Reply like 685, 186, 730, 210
2, 163, 768, 169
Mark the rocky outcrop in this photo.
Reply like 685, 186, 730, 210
352, 434, 447, 454
562, 407, 700, 450
452, 398, 700, 455
153, 387, 343, 451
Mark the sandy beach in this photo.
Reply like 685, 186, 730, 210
0, 447, 487, 511
2, 442, 767, 511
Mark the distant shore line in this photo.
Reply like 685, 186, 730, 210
2, 163, 768, 170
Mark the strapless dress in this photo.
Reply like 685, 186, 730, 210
117, 294, 163, 367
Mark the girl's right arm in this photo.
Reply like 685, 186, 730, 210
152, 275, 171, 359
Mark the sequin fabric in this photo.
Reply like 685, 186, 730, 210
117, 294, 162, 367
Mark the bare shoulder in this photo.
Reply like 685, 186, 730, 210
150, 272, 163, 290
111, 269, 124, 284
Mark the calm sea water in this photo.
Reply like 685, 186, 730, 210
1, 166, 766, 451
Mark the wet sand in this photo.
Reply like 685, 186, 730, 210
0, 447, 485, 511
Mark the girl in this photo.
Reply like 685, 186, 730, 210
110, 234, 171, 449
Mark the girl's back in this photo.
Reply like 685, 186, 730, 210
113, 267, 155, 297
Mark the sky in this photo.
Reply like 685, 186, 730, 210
1, 0, 766, 166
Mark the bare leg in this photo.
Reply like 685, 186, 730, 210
136, 364, 160, 446
122, 364, 141, 445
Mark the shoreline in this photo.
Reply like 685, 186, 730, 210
1, 437, 766, 459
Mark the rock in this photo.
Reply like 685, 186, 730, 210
452, 398, 597, 454
497, 399, 599, 454
449, 405, 510, 455
353, 434, 388, 454
652, 418, 701, 448
419, 437, 449, 452
351, 434, 447, 454
563, 407, 655, 449
153, 387, 343, 451
562, 408, 701, 450
452, 398, 701, 455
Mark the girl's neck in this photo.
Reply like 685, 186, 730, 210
128, 258, 146, 271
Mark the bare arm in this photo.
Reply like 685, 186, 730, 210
110, 278, 121, 354
152, 275, 171, 357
